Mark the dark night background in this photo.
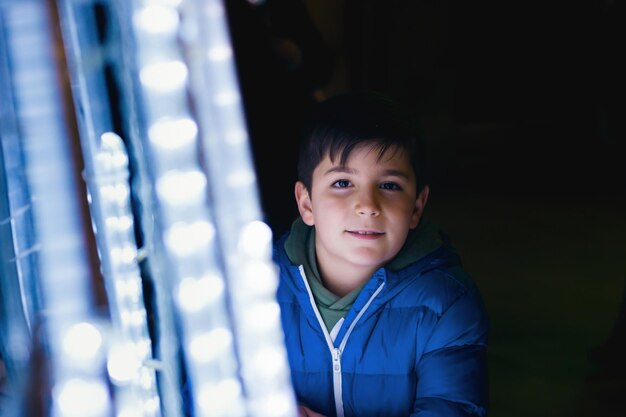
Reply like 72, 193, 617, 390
229, 1, 626, 416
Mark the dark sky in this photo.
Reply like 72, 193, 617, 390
335, 0, 624, 198
229, 0, 624, 233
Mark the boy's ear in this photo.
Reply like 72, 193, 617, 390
295, 181, 315, 226
410, 185, 430, 229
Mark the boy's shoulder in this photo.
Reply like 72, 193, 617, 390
272, 229, 294, 260
385, 242, 481, 315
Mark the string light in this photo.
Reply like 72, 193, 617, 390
179, 0, 297, 415
2, 3, 111, 417
92, 132, 161, 416
129, 1, 246, 416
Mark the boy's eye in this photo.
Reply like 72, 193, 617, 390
380, 182, 401, 191
332, 179, 351, 188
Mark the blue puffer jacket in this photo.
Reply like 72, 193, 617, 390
273, 232, 489, 417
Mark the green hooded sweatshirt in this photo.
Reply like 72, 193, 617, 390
284, 217, 443, 332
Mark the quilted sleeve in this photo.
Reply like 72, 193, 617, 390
411, 286, 489, 417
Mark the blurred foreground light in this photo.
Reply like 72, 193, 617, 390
97, 133, 129, 171
165, 221, 214, 255
139, 61, 187, 93
189, 328, 232, 363
177, 274, 224, 311
242, 302, 280, 332
242, 262, 278, 295
62, 322, 103, 363
148, 117, 197, 150
156, 169, 207, 205
239, 220, 272, 258
117, 405, 142, 417
213, 90, 239, 106
55, 378, 110, 417
257, 392, 293, 417
107, 344, 142, 384
207, 45, 232, 61
251, 347, 284, 377
226, 169, 255, 188
134, 4, 179, 35
198, 378, 244, 415
224, 127, 246, 145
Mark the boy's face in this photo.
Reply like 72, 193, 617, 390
295, 144, 429, 276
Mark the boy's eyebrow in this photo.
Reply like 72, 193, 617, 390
324, 166, 354, 175
324, 166, 410, 179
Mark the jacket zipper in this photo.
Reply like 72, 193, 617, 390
297, 265, 385, 417
332, 347, 343, 417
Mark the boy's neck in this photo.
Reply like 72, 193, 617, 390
317, 255, 379, 297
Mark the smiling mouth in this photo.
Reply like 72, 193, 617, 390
347, 230, 384, 237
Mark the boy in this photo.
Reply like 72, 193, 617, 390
273, 91, 489, 417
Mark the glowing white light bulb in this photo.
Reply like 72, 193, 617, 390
156, 169, 207, 205
252, 347, 284, 377
149, 117, 198, 150
62, 322, 103, 363
134, 5, 179, 35
198, 378, 244, 415
55, 378, 110, 417
107, 344, 142, 384
140, 61, 187, 92
177, 274, 224, 311
165, 221, 215, 255
189, 328, 233, 363
244, 303, 280, 331
239, 220, 272, 258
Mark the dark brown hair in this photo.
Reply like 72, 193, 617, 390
297, 90, 428, 192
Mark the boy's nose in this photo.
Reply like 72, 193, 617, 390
358, 207, 379, 216
356, 191, 380, 216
